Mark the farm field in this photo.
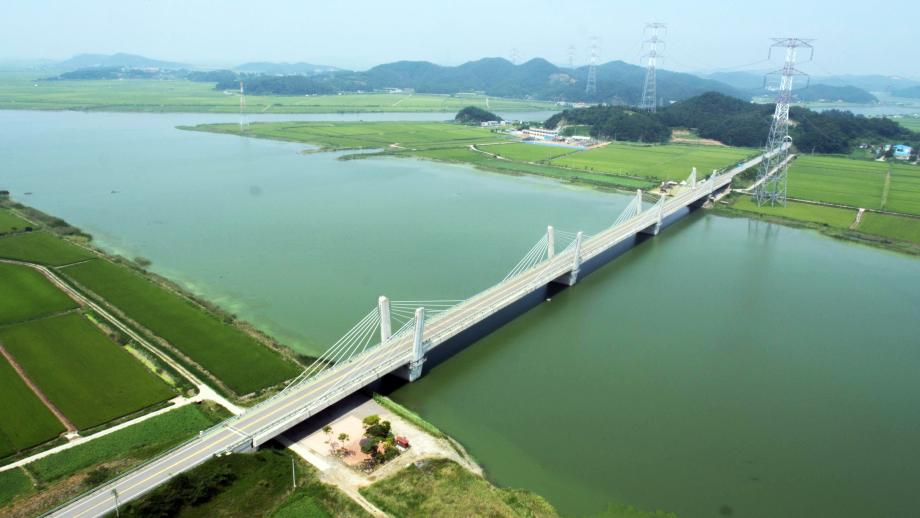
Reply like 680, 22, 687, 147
0, 231, 94, 266
787, 155, 887, 208
194, 120, 508, 150
858, 213, 920, 243
60, 258, 301, 395
0, 73, 553, 113
0, 313, 174, 430
0, 357, 65, 459
0, 262, 77, 325
896, 116, 920, 132
885, 163, 920, 214
1, 404, 226, 513
550, 142, 755, 182
484, 142, 580, 162
729, 198, 858, 229
0, 209, 30, 234
411, 147, 655, 189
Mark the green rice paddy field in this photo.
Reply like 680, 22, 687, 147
0, 209, 30, 234
897, 117, 920, 132
857, 212, 920, 243
483, 142, 579, 162
550, 142, 756, 182
60, 258, 301, 395
0, 231, 94, 266
0, 73, 552, 113
0, 262, 77, 325
198, 121, 508, 150
0, 313, 174, 430
0, 358, 64, 459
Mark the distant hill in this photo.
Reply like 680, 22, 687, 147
891, 86, 920, 99
704, 71, 877, 103
796, 84, 877, 103
55, 53, 186, 70
708, 70, 919, 96
354, 57, 742, 103
235, 62, 343, 75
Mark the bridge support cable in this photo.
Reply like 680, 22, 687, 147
613, 191, 644, 227
504, 234, 550, 281
688, 167, 697, 190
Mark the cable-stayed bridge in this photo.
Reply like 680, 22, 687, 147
47, 149, 786, 518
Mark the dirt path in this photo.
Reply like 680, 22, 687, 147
880, 165, 892, 210
0, 344, 76, 433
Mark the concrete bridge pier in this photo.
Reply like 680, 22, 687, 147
393, 307, 427, 382
552, 231, 583, 286
640, 196, 666, 236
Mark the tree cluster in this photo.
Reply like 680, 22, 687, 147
123, 465, 236, 518
545, 91, 920, 152
546, 106, 671, 143
455, 106, 501, 125
359, 414, 400, 468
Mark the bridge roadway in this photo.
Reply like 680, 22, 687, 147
47, 150, 774, 518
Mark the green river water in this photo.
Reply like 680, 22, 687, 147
2, 110, 919, 517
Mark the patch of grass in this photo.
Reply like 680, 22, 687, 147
0, 209, 30, 234
897, 116, 920, 132
373, 394, 446, 440
786, 155, 888, 208
0, 262, 78, 325
0, 468, 33, 506
0, 356, 65, 459
551, 142, 754, 182
60, 258, 300, 395
485, 142, 579, 162
0, 231, 94, 266
26, 404, 223, 484
857, 212, 920, 243
0, 73, 553, 113
0, 313, 174, 430
729, 197, 857, 229
360, 457, 557, 518
122, 447, 369, 518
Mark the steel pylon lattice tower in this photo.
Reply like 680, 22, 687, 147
239, 80, 248, 132
753, 38, 814, 207
585, 37, 598, 96
639, 23, 666, 112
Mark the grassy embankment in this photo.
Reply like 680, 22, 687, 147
361, 458, 557, 518
194, 121, 757, 191
0, 210, 31, 234
118, 447, 368, 518
0, 72, 553, 113
724, 154, 920, 253
0, 403, 226, 516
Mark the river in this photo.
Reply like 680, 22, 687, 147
2, 110, 919, 517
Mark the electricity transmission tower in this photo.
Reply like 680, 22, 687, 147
239, 80, 248, 132
585, 37, 598, 96
510, 48, 519, 65
639, 23, 666, 112
568, 45, 576, 69
753, 38, 814, 207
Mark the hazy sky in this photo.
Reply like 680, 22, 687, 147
2, 0, 917, 77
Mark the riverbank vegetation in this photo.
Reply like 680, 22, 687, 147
0, 403, 226, 516
360, 457, 557, 518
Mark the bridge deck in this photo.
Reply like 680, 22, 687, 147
46, 150, 776, 518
